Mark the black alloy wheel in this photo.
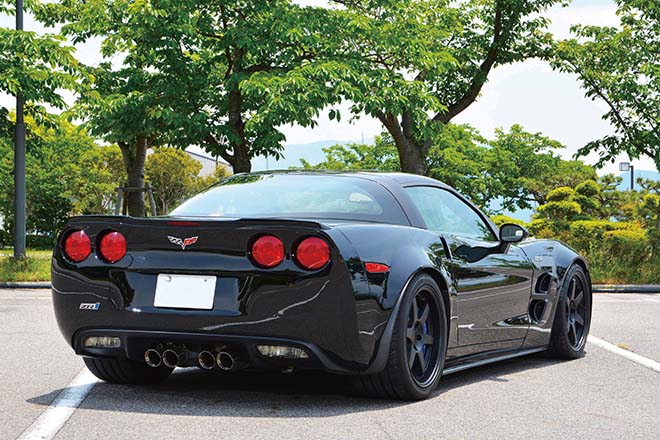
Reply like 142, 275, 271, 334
565, 275, 587, 349
406, 289, 442, 387
353, 274, 447, 400
548, 264, 592, 359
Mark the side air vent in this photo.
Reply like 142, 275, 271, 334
529, 299, 547, 324
535, 273, 552, 294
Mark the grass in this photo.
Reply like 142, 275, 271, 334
0, 248, 52, 282
0, 247, 658, 285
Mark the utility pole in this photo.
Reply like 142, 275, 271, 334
14, 0, 27, 258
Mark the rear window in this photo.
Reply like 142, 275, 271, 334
170, 174, 408, 225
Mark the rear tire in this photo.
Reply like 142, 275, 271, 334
84, 357, 173, 384
548, 264, 592, 359
353, 274, 448, 400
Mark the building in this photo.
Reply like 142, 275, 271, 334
184, 149, 233, 176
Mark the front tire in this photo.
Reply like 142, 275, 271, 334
353, 274, 448, 400
84, 357, 173, 384
548, 264, 592, 359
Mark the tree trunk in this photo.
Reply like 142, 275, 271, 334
395, 138, 426, 175
118, 136, 148, 217
227, 87, 252, 173
377, 110, 427, 175
230, 144, 251, 173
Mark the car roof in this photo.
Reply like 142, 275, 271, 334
225, 170, 499, 235
237, 170, 451, 189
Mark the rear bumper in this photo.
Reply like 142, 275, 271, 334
73, 328, 354, 373
52, 259, 392, 374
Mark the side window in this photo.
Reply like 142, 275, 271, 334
405, 186, 496, 241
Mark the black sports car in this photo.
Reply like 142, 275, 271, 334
52, 171, 592, 400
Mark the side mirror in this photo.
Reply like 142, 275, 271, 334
499, 223, 529, 243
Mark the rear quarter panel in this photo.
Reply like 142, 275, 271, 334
332, 224, 456, 351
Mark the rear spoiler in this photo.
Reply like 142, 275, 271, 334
65, 215, 329, 230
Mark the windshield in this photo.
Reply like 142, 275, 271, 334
170, 174, 408, 225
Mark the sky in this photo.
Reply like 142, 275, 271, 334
1, 0, 656, 175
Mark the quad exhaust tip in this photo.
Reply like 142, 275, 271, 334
216, 351, 235, 371
198, 351, 216, 370
162, 349, 180, 368
144, 349, 162, 368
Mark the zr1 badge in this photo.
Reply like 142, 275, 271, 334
79, 302, 100, 311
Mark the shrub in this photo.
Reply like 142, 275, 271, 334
490, 215, 525, 227
585, 228, 656, 284
575, 180, 600, 197
536, 200, 582, 221
546, 186, 575, 202
568, 220, 641, 255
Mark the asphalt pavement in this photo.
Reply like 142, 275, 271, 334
2, 290, 659, 440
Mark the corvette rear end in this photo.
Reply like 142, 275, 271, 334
52, 215, 388, 376
52, 171, 593, 400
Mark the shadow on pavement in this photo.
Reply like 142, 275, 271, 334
27, 352, 565, 417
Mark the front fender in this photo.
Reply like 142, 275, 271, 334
517, 238, 591, 349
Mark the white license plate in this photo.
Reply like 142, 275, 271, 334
154, 274, 216, 310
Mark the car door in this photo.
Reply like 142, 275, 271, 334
404, 186, 534, 353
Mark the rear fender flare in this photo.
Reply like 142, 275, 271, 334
363, 266, 453, 375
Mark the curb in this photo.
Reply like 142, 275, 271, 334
0, 282, 51, 289
593, 284, 660, 294
1, 282, 659, 293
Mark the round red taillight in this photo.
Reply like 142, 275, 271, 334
98, 231, 127, 263
63, 230, 91, 263
251, 235, 285, 268
294, 237, 330, 270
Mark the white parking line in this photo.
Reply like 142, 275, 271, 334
588, 335, 660, 374
595, 298, 660, 303
17, 368, 98, 440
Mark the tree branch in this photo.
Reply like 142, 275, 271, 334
571, 62, 656, 159
433, 3, 503, 124
205, 134, 234, 164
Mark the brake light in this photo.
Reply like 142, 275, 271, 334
365, 262, 390, 273
250, 235, 285, 268
294, 237, 330, 270
98, 231, 127, 263
166, 221, 200, 227
63, 230, 91, 262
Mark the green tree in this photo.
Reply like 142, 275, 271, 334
145, 147, 205, 215
72, 145, 125, 215
638, 179, 660, 234
0, 116, 107, 243
304, 123, 598, 213
554, 0, 660, 173
426, 124, 495, 209
320, 0, 561, 174
1, 1, 81, 122
488, 125, 597, 208
36, 0, 343, 216
300, 135, 400, 171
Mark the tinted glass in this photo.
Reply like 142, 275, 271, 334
405, 186, 496, 241
171, 174, 408, 225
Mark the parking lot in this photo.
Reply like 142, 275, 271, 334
2, 289, 659, 440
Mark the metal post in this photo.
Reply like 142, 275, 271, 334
114, 187, 123, 215
13, 0, 26, 258
145, 183, 157, 216
630, 165, 635, 191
